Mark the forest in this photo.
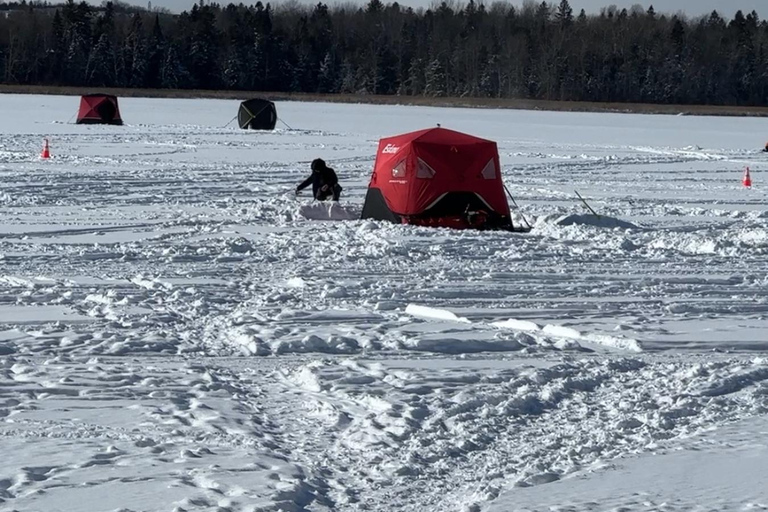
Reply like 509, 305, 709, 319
1, 0, 767, 106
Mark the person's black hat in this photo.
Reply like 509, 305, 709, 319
311, 158, 325, 171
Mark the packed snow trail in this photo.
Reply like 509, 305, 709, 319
2, 354, 766, 511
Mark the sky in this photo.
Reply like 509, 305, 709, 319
569, 0, 767, 18
141, 0, 768, 18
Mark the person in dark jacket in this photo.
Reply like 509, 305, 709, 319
296, 158, 343, 201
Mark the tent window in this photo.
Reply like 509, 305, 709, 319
481, 159, 497, 180
417, 158, 436, 179
392, 160, 406, 178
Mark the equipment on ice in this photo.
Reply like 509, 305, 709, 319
743, 167, 752, 188
238, 98, 277, 130
40, 138, 50, 159
575, 190, 600, 217
76, 94, 123, 125
361, 127, 529, 231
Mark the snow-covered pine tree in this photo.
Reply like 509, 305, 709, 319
423, 58, 446, 97
85, 33, 115, 86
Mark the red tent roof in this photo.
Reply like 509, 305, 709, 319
384, 127, 494, 146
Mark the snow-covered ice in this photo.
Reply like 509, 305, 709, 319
1, 94, 767, 511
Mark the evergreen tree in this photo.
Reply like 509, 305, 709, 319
187, 4, 220, 89
405, 57, 425, 95
671, 16, 685, 55
48, 9, 66, 82
146, 15, 165, 88
366, 0, 383, 15
479, 54, 500, 97
2, 0, 768, 107
86, 33, 115, 86
292, 51, 314, 92
271, 37, 295, 92
339, 58, 357, 94
125, 14, 148, 87
161, 43, 188, 88
223, 47, 243, 89
554, 0, 573, 28
424, 58, 446, 97
536, 1, 550, 22
318, 52, 337, 93
93, 1, 115, 42
374, 45, 398, 94
253, 32, 268, 90
65, 30, 88, 85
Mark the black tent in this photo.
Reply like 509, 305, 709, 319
238, 99, 277, 130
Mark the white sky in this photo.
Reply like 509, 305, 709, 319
568, 0, 766, 18
140, 0, 768, 18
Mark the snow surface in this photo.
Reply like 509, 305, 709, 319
1, 94, 767, 511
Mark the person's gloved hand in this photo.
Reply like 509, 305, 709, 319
321, 185, 329, 192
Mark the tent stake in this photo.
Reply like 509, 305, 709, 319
575, 190, 600, 218
503, 183, 532, 230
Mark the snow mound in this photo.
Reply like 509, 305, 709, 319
493, 317, 643, 352
543, 324, 643, 353
286, 277, 307, 288
226, 327, 362, 356
492, 319, 541, 332
543, 213, 639, 229
297, 202, 358, 221
397, 331, 530, 354
402, 307, 641, 353
405, 304, 471, 323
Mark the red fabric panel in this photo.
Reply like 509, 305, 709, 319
77, 96, 99, 120
76, 95, 123, 122
368, 127, 510, 217
370, 134, 414, 215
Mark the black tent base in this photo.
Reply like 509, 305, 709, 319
502, 224, 532, 233
361, 188, 401, 223
361, 188, 531, 233
403, 214, 529, 232
76, 118, 123, 125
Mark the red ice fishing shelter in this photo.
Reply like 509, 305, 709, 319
76, 94, 123, 125
361, 127, 516, 230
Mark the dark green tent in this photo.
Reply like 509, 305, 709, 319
238, 99, 277, 130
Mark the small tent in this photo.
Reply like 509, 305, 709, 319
361, 127, 519, 231
76, 94, 123, 125
238, 99, 277, 130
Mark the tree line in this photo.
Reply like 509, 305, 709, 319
1, 0, 767, 106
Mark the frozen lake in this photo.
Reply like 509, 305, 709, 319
0, 94, 767, 511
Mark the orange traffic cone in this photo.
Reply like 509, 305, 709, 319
41, 138, 50, 159
743, 166, 752, 188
